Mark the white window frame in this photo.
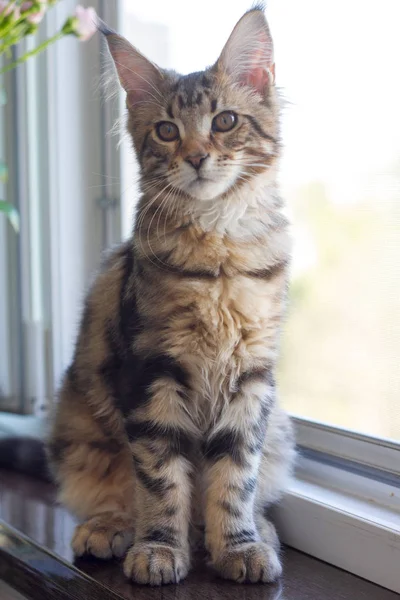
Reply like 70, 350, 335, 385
273, 418, 400, 593
294, 416, 400, 477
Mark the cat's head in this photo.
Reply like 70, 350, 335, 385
102, 6, 279, 204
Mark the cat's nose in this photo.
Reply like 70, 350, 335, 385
185, 153, 209, 170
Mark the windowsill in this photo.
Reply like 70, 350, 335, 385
1, 414, 399, 593
273, 474, 400, 594
1, 469, 398, 600
0, 413, 46, 440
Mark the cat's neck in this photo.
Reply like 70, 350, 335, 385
133, 177, 290, 276
189, 181, 281, 240
135, 168, 281, 241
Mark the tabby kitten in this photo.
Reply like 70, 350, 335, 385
48, 6, 295, 586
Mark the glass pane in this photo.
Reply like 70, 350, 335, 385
273, 0, 400, 441
120, 1, 400, 441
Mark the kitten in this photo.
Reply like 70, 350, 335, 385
47, 5, 295, 586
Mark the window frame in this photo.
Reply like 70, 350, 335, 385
273, 468, 400, 593
273, 418, 400, 593
294, 416, 400, 478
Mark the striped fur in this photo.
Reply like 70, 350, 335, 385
48, 7, 295, 586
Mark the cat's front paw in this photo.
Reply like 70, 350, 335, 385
212, 542, 282, 583
123, 543, 190, 585
72, 512, 134, 559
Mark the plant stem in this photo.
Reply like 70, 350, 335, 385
0, 23, 29, 54
0, 5, 37, 43
0, 30, 64, 75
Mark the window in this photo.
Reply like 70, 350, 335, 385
0, 0, 121, 415
275, 0, 400, 443
120, 0, 400, 442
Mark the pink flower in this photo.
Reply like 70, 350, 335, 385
20, 1, 47, 25
73, 5, 97, 41
0, 1, 18, 17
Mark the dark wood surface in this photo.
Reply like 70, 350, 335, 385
0, 468, 397, 600
0, 580, 30, 600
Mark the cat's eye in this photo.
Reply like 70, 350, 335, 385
156, 121, 179, 142
212, 111, 238, 133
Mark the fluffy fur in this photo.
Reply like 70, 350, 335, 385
48, 6, 295, 586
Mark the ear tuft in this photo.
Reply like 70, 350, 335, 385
97, 17, 117, 37
217, 8, 274, 95
102, 28, 163, 108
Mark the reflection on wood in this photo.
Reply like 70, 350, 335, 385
0, 521, 121, 600
0, 580, 30, 600
0, 468, 76, 562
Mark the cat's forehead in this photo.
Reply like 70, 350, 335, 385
166, 71, 220, 117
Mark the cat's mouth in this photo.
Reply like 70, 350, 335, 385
187, 173, 213, 188
189, 174, 214, 188
193, 174, 210, 183
173, 163, 240, 200
184, 174, 233, 201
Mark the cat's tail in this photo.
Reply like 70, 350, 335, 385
0, 437, 52, 481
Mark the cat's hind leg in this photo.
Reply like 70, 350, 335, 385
254, 404, 296, 558
48, 376, 136, 560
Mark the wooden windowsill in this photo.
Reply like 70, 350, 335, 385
0, 468, 397, 600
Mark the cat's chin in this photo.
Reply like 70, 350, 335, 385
184, 178, 232, 201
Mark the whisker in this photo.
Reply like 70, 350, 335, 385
136, 182, 185, 272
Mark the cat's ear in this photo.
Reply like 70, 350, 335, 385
216, 7, 274, 95
99, 20, 163, 108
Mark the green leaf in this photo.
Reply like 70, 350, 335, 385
0, 200, 20, 233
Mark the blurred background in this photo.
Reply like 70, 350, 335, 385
0, 0, 399, 442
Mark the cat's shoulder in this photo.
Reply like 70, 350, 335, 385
99, 239, 134, 275
82, 240, 135, 322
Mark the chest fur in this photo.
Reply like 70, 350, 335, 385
134, 231, 288, 428
193, 274, 282, 350
174, 272, 285, 425
150, 270, 284, 407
